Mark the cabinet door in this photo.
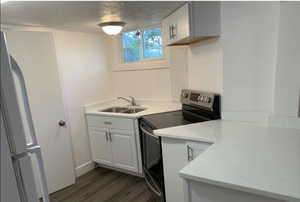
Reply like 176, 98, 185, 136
162, 3, 190, 46
88, 128, 113, 166
175, 3, 190, 42
162, 13, 176, 46
110, 130, 138, 172
161, 138, 211, 202
161, 138, 187, 202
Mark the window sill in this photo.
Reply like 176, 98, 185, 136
113, 58, 170, 72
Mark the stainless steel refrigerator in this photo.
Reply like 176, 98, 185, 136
1, 31, 49, 202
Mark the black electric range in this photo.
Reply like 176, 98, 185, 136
139, 89, 221, 202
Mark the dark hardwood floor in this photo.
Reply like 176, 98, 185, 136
49, 167, 159, 202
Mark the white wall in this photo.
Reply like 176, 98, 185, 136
109, 37, 188, 101
112, 69, 173, 100
273, 2, 300, 117
187, 39, 223, 94
109, 36, 223, 102
53, 31, 113, 176
169, 46, 189, 101
221, 2, 280, 122
268, 2, 300, 128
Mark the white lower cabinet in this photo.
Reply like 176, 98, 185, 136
86, 115, 140, 174
161, 137, 211, 202
185, 180, 283, 202
89, 128, 113, 166
110, 130, 138, 172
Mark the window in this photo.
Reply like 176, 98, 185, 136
122, 27, 163, 63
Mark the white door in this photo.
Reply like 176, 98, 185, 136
110, 130, 138, 172
88, 128, 113, 166
5, 31, 75, 194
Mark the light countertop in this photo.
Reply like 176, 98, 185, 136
84, 99, 181, 119
154, 120, 300, 201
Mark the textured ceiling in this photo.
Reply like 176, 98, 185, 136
1, 1, 185, 33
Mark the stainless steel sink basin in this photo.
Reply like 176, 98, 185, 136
100, 107, 129, 113
99, 106, 147, 114
122, 108, 146, 114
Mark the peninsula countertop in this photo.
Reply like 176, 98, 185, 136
154, 120, 300, 201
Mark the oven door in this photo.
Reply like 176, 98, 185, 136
144, 169, 164, 201
140, 121, 165, 201
140, 123, 161, 170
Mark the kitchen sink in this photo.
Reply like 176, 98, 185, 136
122, 108, 146, 114
99, 106, 147, 114
101, 107, 129, 113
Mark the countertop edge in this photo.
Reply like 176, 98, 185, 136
154, 131, 215, 144
85, 111, 141, 119
179, 171, 300, 202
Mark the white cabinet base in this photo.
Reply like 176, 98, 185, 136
89, 129, 113, 166
184, 179, 283, 202
110, 131, 138, 172
161, 137, 211, 202
86, 115, 142, 175
95, 162, 143, 178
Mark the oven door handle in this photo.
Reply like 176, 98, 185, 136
144, 172, 162, 197
140, 125, 159, 140
145, 177, 162, 197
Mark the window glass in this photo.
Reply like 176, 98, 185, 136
122, 27, 163, 63
143, 28, 163, 59
122, 31, 141, 63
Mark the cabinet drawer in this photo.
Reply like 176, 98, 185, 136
86, 115, 134, 131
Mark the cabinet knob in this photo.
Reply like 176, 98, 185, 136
58, 120, 66, 127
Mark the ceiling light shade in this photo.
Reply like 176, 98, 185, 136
98, 22, 126, 35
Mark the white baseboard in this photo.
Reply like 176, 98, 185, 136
75, 161, 95, 177
95, 163, 143, 178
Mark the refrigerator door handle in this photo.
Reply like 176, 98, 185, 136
27, 146, 50, 202
10, 56, 38, 147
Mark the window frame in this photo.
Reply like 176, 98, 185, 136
142, 26, 164, 62
114, 25, 170, 71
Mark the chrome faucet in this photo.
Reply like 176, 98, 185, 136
118, 96, 137, 106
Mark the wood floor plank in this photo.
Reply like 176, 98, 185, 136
51, 168, 109, 201
49, 167, 159, 202
103, 179, 148, 202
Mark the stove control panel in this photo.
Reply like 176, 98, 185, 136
181, 89, 219, 111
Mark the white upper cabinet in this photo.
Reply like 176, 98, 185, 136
162, 2, 220, 46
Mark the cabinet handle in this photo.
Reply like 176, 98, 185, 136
187, 145, 194, 161
104, 121, 112, 125
172, 24, 177, 39
109, 132, 112, 142
105, 131, 108, 141
169, 25, 173, 39
187, 145, 191, 161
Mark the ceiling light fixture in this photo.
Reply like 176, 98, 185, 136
98, 22, 126, 36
